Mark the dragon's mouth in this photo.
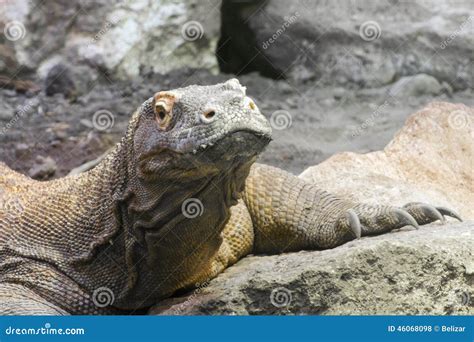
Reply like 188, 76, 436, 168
139, 129, 271, 162
199, 131, 271, 167
137, 130, 271, 180
193, 129, 272, 155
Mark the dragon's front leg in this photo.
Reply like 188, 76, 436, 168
243, 164, 462, 254
0, 283, 69, 315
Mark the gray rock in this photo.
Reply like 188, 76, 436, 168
1, 0, 221, 82
14, 143, 29, 158
28, 156, 57, 180
0, 43, 19, 76
389, 74, 443, 98
218, 0, 474, 90
150, 222, 473, 315
0, 101, 14, 121
301, 102, 474, 220
44, 63, 76, 98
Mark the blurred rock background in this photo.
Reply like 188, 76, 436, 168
0, 0, 472, 177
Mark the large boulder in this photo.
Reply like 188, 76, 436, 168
217, 0, 474, 89
150, 222, 473, 315
300, 102, 473, 220
150, 102, 473, 315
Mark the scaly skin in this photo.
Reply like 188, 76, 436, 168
0, 79, 461, 315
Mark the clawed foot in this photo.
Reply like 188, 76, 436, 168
403, 202, 462, 225
338, 202, 462, 239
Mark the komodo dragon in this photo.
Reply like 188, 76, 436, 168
0, 79, 461, 315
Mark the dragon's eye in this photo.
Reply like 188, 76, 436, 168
244, 97, 257, 111
153, 91, 177, 130
154, 102, 172, 129
156, 107, 166, 121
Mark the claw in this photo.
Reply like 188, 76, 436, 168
436, 207, 463, 222
346, 209, 361, 239
393, 209, 419, 230
418, 204, 446, 224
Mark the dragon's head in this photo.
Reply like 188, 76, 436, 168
108, 79, 272, 307
130, 79, 272, 183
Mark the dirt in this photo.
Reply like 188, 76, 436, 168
0, 68, 473, 178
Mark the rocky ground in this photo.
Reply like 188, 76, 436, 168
1, 69, 473, 177
150, 221, 473, 315
1, 0, 472, 177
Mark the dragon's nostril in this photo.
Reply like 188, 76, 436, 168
204, 110, 216, 119
201, 109, 217, 123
